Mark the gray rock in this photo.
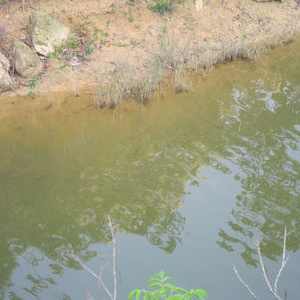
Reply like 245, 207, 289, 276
0, 64, 13, 92
13, 41, 43, 78
29, 11, 71, 56
0, 51, 10, 72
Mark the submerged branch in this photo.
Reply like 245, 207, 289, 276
71, 214, 117, 300
233, 227, 291, 300
232, 264, 258, 299
108, 214, 117, 300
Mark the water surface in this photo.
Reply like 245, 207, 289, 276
0, 38, 300, 299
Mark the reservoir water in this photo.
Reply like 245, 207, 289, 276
0, 38, 299, 299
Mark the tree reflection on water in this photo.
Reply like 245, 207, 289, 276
217, 77, 300, 266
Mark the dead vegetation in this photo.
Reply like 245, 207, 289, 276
93, 21, 298, 107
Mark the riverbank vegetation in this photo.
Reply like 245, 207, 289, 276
0, 0, 300, 106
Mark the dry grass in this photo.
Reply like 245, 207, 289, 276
93, 33, 195, 107
93, 20, 299, 108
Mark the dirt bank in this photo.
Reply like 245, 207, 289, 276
0, 0, 300, 105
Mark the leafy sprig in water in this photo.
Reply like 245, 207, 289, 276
129, 271, 207, 300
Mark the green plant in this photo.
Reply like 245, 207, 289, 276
128, 15, 134, 22
100, 30, 109, 37
59, 63, 71, 69
26, 77, 37, 88
101, 39, 108, 45
47, 34, 97, 63
86, 45, 95, 54
150, 0, 174, 15
67, 37, 79, 48
128, 271, 207, 300
93, 25, 101, 32
114, 42, 128, 47
132, 39, 145, 47
134, 24, 141, 29
132, 41, 139, 47
109, 4, 116, 14
161, 26, 167, 33
48, 46, 60, 59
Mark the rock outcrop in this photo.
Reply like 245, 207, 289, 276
13, 41, 43, 78
29, 12, 71, 56
0, 52, 13, 92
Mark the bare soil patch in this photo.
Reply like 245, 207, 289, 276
0, 0, 300, 105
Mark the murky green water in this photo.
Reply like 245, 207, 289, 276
1, 38, 300, 300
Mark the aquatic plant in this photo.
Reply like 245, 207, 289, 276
129, 271, 207, 300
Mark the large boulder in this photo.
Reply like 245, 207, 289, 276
13, 41, 43, 78
0, 52, 13, 93
29, 12, 71, 56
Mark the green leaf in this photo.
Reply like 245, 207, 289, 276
190, 289, 208, 298
129, 289, 143, 300
157, 271, 166, 278
148, 282, 161, 288
190, 289, 207, 299
164, 276, 174, 282
185, 295, 192, 300
174, 287, 189, 293
149, 274, 160, 282
164, 283, 178, 291
129, 290, 137, 300
167, 295, 185, 300
142, 291, 155, 300
153, 289, 166, 298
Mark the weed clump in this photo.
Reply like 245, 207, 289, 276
47, 34, 98, 64
150, 0, 175, 14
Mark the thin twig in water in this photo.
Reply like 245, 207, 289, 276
71, 253, 113, 299
256, 238, 281, 299
232, 264, 258, 299
274, 227, 291, 295
108, 214, 117, 300
233, 227, 291, 300
71, 214, 117, 300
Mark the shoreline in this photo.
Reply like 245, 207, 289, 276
0, 0, 300, 106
